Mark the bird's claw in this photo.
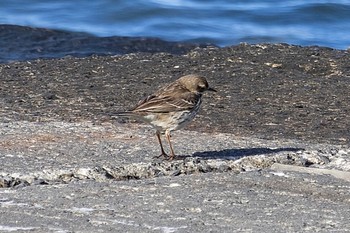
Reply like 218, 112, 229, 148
153, 153, 176, 161
153, 153, 169, 159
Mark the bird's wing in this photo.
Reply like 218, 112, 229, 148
131, 92, 200, 113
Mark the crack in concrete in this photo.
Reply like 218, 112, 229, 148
0, 149, 336, 188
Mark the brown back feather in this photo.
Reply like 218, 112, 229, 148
131, 81, 201, 113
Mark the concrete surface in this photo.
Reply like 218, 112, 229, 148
1, 121, 350, 232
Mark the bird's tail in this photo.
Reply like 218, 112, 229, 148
109, 111, 147, 122
110, 111, 150, 124
110, 111, 136, 118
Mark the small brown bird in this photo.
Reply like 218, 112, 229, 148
116, 74, 216, 160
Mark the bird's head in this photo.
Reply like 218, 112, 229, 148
179, 74, 216, 93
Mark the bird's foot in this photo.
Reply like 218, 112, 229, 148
153, 153, 177, 161
167, 153, 177, 161
153, 152, 169, 160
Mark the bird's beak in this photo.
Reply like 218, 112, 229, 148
208, 87, 217, 92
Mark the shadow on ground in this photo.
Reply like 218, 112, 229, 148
190, 147, 304, 160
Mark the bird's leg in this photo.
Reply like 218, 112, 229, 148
165, 129, 176, 160
153, 130, 168, 159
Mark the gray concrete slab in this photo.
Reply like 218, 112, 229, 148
1, 121, 350, 232
1, 170, 350, 232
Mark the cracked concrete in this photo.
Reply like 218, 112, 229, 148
1, 121, 348, 187
1, 121, 350, 232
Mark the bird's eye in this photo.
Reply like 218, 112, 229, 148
198, 84, 207, 91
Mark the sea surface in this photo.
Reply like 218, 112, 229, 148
0, 0, 350, 49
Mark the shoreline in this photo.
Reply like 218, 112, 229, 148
1, 24, 349, 64
0, 24, 214, 63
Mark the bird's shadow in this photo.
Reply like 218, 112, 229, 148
183, 147, 304, 160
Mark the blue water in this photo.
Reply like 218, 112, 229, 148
0, 0, 349, 49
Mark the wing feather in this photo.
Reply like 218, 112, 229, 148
131, 92, 200, 113
130, 78, 201, 113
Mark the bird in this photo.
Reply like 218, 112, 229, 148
115, 74, 216, 160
